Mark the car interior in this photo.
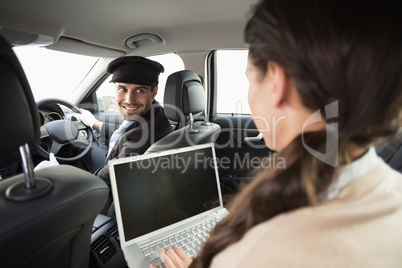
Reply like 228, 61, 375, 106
0, 0, 401, 267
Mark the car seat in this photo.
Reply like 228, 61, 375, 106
376, 128, 402, 173
0, 35, 109, 268
145, 70, 221, 153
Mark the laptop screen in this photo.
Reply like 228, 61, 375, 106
111, 145, 221, 242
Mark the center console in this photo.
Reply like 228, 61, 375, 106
89, 214, 127, 268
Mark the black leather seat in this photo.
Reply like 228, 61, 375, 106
0, 36, 109, 268
376, 129, 402, 173
146, 70, 221, 153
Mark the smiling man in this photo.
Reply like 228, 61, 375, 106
74, 56, 172, 188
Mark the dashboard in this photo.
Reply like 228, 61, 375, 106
38, 102, 77, 126
38, 110, 63, 125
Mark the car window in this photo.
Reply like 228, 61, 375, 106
13, 46, 99, 101
215, 50, 250, 114
96, 53, 184, 112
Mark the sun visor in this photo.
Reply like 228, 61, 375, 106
47, 37, 125, 58
0, 27, 55, 47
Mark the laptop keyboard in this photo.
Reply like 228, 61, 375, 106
141, 218, 218, 268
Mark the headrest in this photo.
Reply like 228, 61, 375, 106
163, 70, 206, 122
0, 35, 40, 165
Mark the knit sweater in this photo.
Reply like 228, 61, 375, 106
211, 159, 402, 267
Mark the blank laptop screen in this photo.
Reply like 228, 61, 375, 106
113, 146, 221, 241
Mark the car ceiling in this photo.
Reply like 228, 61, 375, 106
0, 0, 257, 57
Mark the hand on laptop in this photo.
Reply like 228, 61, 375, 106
151, 247, 194, 268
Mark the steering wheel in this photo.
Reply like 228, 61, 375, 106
37, 98, 93, 163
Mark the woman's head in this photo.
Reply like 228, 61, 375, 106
191, 1, 401, 267
245, 0, 402, 152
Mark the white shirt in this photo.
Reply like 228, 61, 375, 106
325, 147, 378, 200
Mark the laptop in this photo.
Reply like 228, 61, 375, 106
108, 143, 229, 268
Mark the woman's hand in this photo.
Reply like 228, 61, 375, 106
150, 246, 195, 268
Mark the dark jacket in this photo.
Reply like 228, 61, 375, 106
94, 101, 172, 188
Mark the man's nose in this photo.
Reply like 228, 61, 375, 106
125, 91, 136, 104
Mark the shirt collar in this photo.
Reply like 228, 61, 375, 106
121, 120, 135, 129
325, 147, 378, 200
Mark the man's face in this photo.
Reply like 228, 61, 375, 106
115, 82, 157, 121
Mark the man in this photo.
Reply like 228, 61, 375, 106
74, 56, 172, 188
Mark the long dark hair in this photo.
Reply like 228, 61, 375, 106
191, 0, 402, 267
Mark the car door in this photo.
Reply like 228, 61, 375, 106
207, 50, 275, 195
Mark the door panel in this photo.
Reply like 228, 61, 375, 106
211, 114, 275, 195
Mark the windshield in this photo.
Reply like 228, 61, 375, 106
13, 46, 99, 101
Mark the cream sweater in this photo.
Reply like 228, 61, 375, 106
211, 159, 402, 267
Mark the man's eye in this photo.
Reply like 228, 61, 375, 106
137, 89, 145, 93
118, 88, 127, 92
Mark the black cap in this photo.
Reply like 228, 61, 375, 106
107, 56, 164, 87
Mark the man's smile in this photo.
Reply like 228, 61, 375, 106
122, 104, 142, 111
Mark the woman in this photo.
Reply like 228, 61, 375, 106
153, 0, 402, 267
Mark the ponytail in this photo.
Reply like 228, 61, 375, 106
191, 130, 338, 267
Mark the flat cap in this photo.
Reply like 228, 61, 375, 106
107, 56, 164, 87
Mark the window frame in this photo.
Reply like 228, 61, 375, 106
207, 49, 250, 117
